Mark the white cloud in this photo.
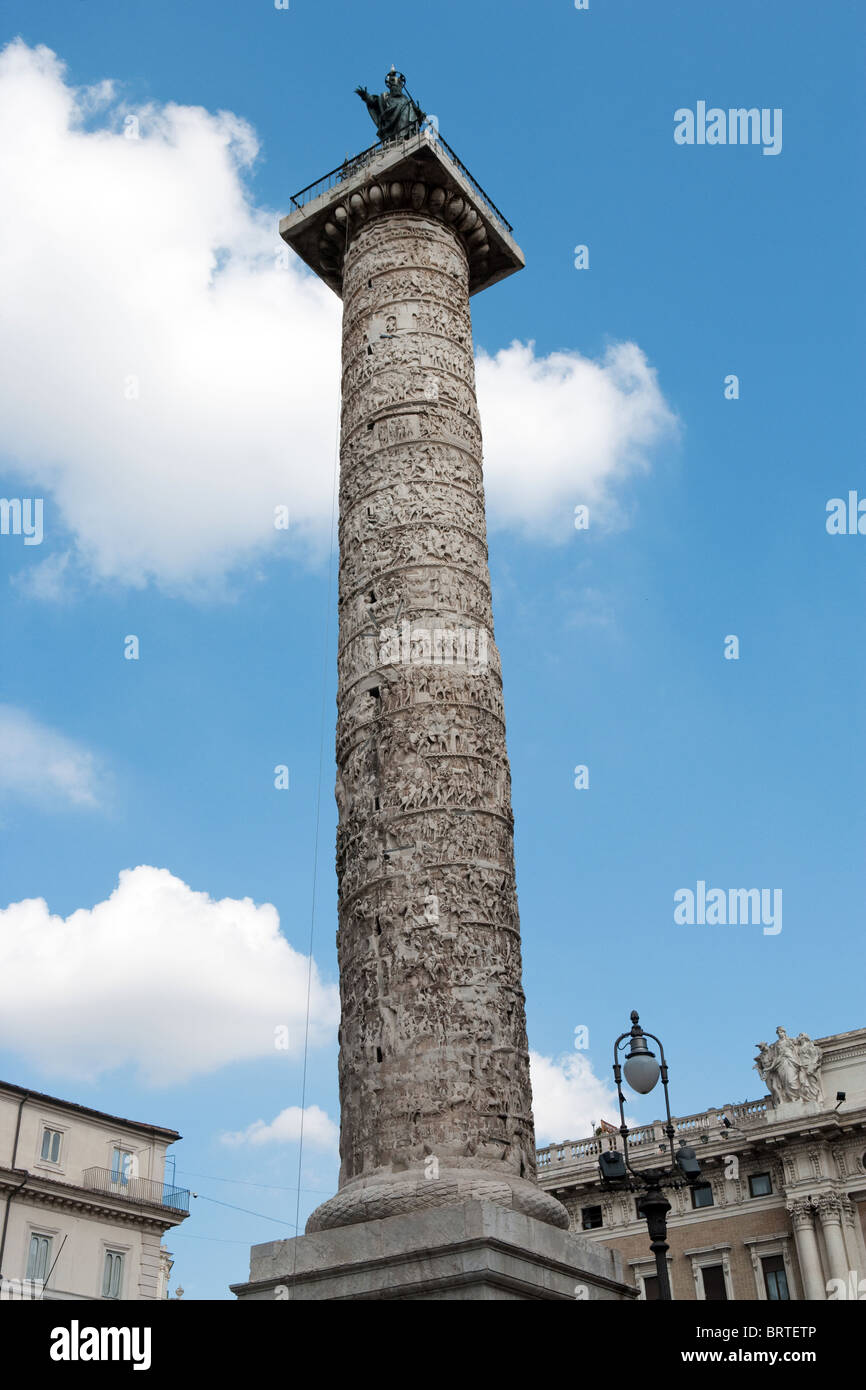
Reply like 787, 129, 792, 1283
0, 40, 340, 595
530, 1051, 625, 1145
221, 1105, 338, 1152
0, 866, 339, 1084
0, 41, 675, 594
476, 340, 677, 539
0, 704, 106, 809
11, 551, 74, 603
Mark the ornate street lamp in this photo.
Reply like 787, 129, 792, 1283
597, 1011, 706, 1301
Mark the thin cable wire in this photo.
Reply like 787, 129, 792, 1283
173, 1234, 259, 1245
192, 1192, 300, 1230
177, 1169, 328, 1196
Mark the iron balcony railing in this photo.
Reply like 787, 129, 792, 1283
81, 1167, 190, 1213
289, 126, 513, 235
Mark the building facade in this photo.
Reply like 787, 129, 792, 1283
537, 1027, 866, 1300
0, 1081, 188, 1300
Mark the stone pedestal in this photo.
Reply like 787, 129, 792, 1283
230, 1200, 636, 1302
771, 1099, 821, 1125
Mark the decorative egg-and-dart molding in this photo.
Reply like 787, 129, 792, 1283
317, 180, 491, 292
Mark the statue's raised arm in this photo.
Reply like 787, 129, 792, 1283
356, 66, 425, 143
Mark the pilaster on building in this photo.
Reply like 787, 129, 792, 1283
536, 1026, 866, 1300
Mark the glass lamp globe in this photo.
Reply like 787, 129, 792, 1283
623, 1048, 660, 1094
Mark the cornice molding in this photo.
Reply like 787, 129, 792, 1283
317, 185, 491, 294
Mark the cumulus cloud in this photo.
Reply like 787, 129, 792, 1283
0, 39, 340, 595
477, 341, 677, 538
10, 551, 75, 603
0, 704, 106, 809
221, 1105, 338, 1152
530, 1051, 625, 1145
0, 40, 675, 594
0, 866, 339, 1084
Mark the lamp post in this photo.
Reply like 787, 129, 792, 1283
597, 1011, 706, 1302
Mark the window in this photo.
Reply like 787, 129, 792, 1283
26, 1234, 52, 1283
581, 1205, 603, 1230
642, 1274, 661, 1300
635, 1198, 644, 1220
749, 1172, 772, 1197
691, 1183, 714, 1209
762, 1255, 790, 1301
102, 1250, 125, 1299
701, 1264, 728, 1301
111, 1148, 135, 1186
40, 1128, 62, 1164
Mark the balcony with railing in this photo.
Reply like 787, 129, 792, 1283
81, 1167, 190, 1214
288, 125, 514, 235
536, 1098, 770, 1170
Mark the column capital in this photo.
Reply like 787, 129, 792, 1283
786, 1197, 817, 1229
280, 130, 523, 299
839, 1194, 857, 1226
815, 1192, 845, 1225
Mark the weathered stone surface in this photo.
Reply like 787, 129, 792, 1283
231, 1201, 636, 1301
277, 143, 567, 1239
278, 130, 524, 298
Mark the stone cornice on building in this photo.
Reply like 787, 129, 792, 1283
814, 1026, 866, 1051
0, 1080, 181, 1144
0, 1166, 188, 1232
742, 1230, 791, 1244
682, 1241, 732, 1257
814, 1031, 866, 1069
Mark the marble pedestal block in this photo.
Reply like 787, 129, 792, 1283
230, 1200, 636, 1302
770, 1098, 821, 1125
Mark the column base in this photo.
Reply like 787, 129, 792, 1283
306, 1166, 570, 1233
230, 1199, 636, 1301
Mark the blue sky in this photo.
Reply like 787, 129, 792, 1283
0, 0, 863, 1299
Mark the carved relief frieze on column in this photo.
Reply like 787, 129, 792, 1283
301, 200, 567, 1235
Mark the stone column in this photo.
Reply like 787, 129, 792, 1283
231, 131, 636, 1303
787, 1199, 826, 1300
816, 1193, 851, 1285
298, 171, 566, 1235
841, 1195, 866, 1281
